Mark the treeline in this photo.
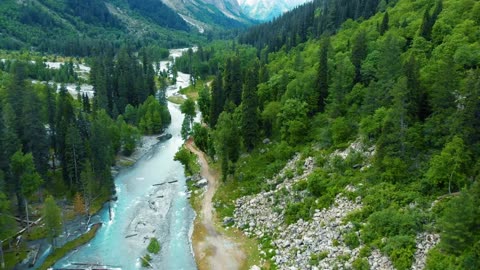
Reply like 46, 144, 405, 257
185, 0, 480, 268
0, 59, 79, 83
238, 0, 391, 52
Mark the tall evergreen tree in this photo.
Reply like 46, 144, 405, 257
242, 63, 259, 151
224, 56, 242, 106
22, 90, 49, 175
351, 30, 368, 84
379, 11, 389, 35
210, 72, 224, 127
317, 38, 330, 112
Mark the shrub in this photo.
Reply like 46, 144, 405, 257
141, 254, 152, 267
352, 257, 370, 270
310, 251, 329, 265
344, 231, 360, 249
382, 235, 416, 270
147, 238, 161, 254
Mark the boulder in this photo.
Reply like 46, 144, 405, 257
157, 133, 173, 142
223, 217, 234, 226
195, 178, 208, 188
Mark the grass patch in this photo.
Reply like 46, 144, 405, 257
167, 96, 186, 104
37, 223, 101, 270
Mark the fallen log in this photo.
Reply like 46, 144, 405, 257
125, 234, 138, 239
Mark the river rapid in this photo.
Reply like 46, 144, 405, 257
54, 49, 197, 270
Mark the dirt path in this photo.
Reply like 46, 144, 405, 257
186, 139, 245, 270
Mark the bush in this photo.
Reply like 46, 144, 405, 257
284, 197, 315, 224
382, 235, 416, 270
344, 231, 360, 249
362, 207, 421, 244
141, 254, 152, 267
147, 237, 161, 254
310, 251, 329, 265
352, 257, 370, 270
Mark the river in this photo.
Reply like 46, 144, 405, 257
54, 49, 197, 270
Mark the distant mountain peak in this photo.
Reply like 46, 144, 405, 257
238, 0, 312, 21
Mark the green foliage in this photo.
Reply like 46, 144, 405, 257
425, 136, 470, 193
44, 195, 63, 246
37, 224, 101, 270
174, 147, 200, 176
363, 207, 421, 242
138, 96, 171, 135
382, 235, 416, 270
439, 187, 480, 256
141, 254, 152, 267
284, 197, 315, 224
310, 251, 329, 265
192, 123, 209, 153
352, 257, 370, 270
147, 237, 161, 254
344, 231, 361, 249
278, 99, 309, 145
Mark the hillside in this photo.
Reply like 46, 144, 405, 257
176, 0, 480, 269
0, 0, 203, 55
162, 0, 254, 31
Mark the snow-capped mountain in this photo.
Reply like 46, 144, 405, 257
238, 0, 312, 21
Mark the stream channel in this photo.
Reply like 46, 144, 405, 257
53, 49, 197, 270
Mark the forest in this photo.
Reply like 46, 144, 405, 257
176, 0, 480, 268
0, 44, 171, 267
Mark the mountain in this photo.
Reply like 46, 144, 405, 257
161, 0, 253, 31
0, 0, 254, 56
238, 0, 311, 21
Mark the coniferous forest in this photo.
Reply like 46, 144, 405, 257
0, 0, 479, 269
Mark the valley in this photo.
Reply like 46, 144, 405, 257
0, 0, 479, 270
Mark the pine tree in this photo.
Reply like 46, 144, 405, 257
351, 30, 368, 84
317, 38, 330, 112
242, 63, 259, 151
65, 123, 85, 187
22, 90, 49, 175
379, 11, 389, 35
224, 56, 242, 106
210, 72, 224, 127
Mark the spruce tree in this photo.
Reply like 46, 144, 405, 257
241, 63, 259, 151
379, 11, 389, 35
317, 38, 330, 112
351, 30, 368, 84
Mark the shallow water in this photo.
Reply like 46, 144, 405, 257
54, 51, 197, 270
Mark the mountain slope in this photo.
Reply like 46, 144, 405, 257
0, 0, 198, 55
161, 0, 253, 30
238, 0, 311, 21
